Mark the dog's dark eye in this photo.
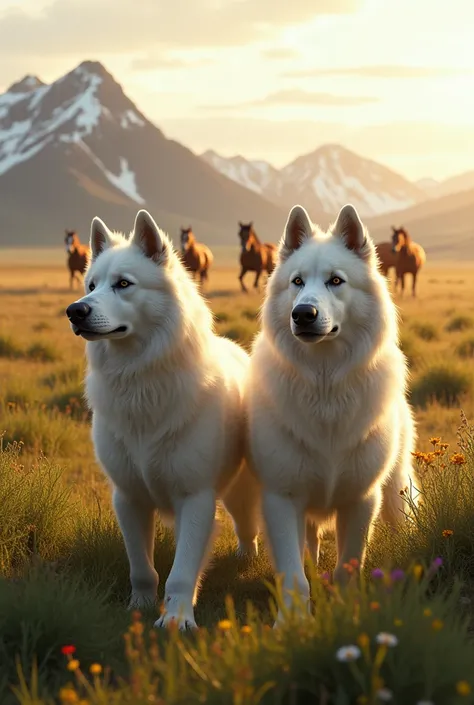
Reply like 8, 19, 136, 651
118, 280, 132, 288
292, 276, 304, 287
329, 276, 344, 287
89, 282, 95, 291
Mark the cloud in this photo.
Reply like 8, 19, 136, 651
261, 47, 300, 60
0, 0, 361, 56
204, 89, 377, 111
283, 65, 474, 79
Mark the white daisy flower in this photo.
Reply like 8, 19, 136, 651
376, 688, 393, 701
376, 632, 399, 647
335, 645, 361, 662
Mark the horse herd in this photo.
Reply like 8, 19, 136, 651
64, 221, 426, 296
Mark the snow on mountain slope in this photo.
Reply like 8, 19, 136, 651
0, 62, 146, 203
202, 144, 427, 218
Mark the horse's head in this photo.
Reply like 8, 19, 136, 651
238, 221, 254, 252
180, 227, 194, 251
391, 226, 408, 253
65, 230, 77, 254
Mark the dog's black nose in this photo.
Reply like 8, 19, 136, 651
66, 302, 91, 323
291, 304, 318, 325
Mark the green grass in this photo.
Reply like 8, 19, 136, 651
411, 364, 473, 409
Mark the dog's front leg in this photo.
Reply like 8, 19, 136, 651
263, 492, 309, 625
113, 488, 159, 609
155, 489, 216, 631
333, 490, 382, 584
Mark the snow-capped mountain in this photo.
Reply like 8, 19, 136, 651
0, 61, 286, 247
202, 144, 427, 219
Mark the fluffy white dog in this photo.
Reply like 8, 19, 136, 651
245, 203, 416, 621
66, 209, 259, 629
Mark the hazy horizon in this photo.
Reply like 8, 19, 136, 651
0, 0, 473, 182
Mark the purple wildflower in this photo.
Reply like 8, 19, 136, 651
372, 568, 384, 579
321, 572, 330, 581
432, 557, 443, 569
391, 569, 405, 582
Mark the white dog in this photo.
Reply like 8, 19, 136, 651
66, 209, 259, 629
245, 203, 416, 621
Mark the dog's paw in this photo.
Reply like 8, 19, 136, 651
236, 536, 259, 558
154, 596, 197, 631
128, 592, 157, 611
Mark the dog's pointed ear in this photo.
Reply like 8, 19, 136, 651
280, 205, 313, 259
90, 217, 113, 260
332, 204, 369, 256
132, 210, 167, 264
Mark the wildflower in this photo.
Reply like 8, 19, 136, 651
320, 571, 330, 581
61, 645, 76, 656
370, 601, 380, 611
394, 618, 403, 627
423, 608, 432, 617
335, 645, 361, 662
456, 681, 471, 696
431, 619, 443, 631
89, 663, 102, 675
371, 568, 384, 579
376, 632, 398, 647
131, 610, 142, 621
357, 633, 370, 648
391, 569, 405, 582
412, 450, 425, 460
376, 688, 393, 701
450, 453, 466, 465
67, 660, 80, 671
432, 557, 443, 569
349, 558, 359, 568
59, 688, 79, 703
442, 529, 454, 538
241, 625, 252, 634
343, 562, 354, 574
217, 619, 232, 631
440, 442, 449, 450
429, 437, 441, 446
413, 564, 423, 580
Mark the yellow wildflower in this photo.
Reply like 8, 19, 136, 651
217, 619, 232, 631
429, 437, 441, 446
369, 601, 380, 611
456, 681, 471, 696
59, 688, 79, 704
442, 529, 454, 538
431, 619, 443, 631
357, 633, 370, 648
423, 608, 432, 617
241, 625, 252, 634
450, 453, 466, 466
413, 564, 423, 580
66, 660, 80, 672
89, 663, 102, 675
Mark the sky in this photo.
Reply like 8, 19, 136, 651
0, 0, 473, 181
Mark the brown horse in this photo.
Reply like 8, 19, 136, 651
65, 230, 89, 290
238, 222, 277, 293
375, 242, 398, 277
391, 226, 426, 297
180, 227, 213, 285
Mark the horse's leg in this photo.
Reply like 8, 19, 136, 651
400, 273, 405, 297
412, 271, 417, 297
239, 267, 248, 293
69, 270, 74, 290
254, 269, 262, 290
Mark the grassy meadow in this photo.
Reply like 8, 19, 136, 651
1, 257, 474, 704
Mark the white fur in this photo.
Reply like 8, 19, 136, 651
68, 210, 259, 630
245, 204, 416, 623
